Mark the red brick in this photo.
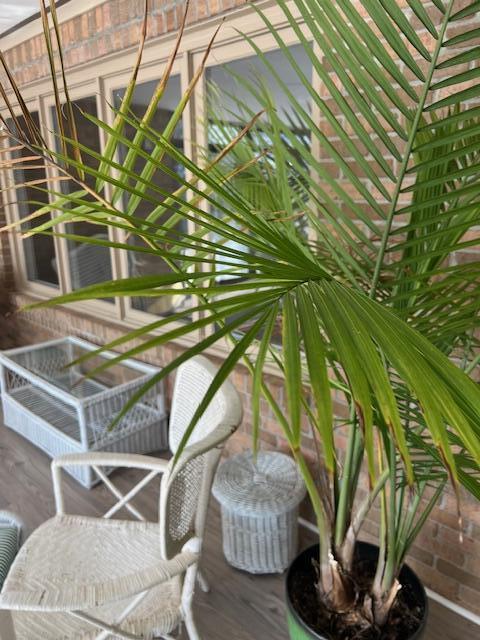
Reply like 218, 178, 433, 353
436, 559, 480, 592
437, 526, 478, 557
408, 545, 434, 567
408, 558, 460, 602
208, 0, 221, 15
165, 7, 178, 31
196, 0, 209, 20
95, 6, 103, 30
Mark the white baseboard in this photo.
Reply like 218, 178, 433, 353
425, 588, 480, 626
297, 518, 480, 626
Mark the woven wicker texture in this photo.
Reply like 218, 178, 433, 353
213, 452, 306, 574
169, 356, 234, 452
213, 451, 306, 516
167, 456, 205, 543
162, 355, 242, 559
0, 337, 168, 488
0, 356, 243, 639
0, 529, 17, 590
0, 512, 23, 590
2, 516, 187, 639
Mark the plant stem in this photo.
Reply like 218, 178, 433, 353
310, 420, 335, 525
293, 448, 332, 565
395, 482, 405, 533
340, 468, 389, 570
397, 480, 445, 570
372, 440, 388, 597
381, 439, 398, 593
334, 407, 359, 547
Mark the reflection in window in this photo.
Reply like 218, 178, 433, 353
8, 113, 59, 287
52, 96, 113, 294
207, 46, 311, 140
114, 76, 188, 317
206, 46, 312, 343
207, 45, 311, 274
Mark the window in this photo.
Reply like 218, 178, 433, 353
207, 45, 312, 134
113, 75, 189, 317
205, 45, 312, 344
206, 44, 312, 275
8, 112, 59, 287
2, 5, 314, 354
51, 96, 114, 293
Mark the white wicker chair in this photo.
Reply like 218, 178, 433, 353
0, 355, 242, 640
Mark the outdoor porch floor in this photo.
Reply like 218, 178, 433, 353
0, 422, 477, 640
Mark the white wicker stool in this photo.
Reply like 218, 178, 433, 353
212, 451, 306, 574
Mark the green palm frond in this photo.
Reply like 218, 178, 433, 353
1, 0, 480, 618
2, 0, 479, 486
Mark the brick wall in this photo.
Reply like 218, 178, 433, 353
0, 162, 18, 349
0, 197, 13, 291
316, 0, 480, 269
2, 0, 247, 87
1, 0, 479, 616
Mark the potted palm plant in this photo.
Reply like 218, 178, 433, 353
1, 1, 479, 638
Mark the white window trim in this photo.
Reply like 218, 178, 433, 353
1, 0, 313, 359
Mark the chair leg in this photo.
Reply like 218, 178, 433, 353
180, 542, 202, 640
196, 570, 210, 593
184, 607, 201, 640
0, 610, 16, 640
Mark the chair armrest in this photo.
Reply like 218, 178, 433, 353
0, 549, 198, 613
52, 452, 170, 473
51, 453, 170, 515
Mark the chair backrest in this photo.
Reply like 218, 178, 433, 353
159, 356, 242, 559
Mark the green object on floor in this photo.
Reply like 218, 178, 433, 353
0, 526, 19, 588
0, 512, 22, 590
287, 609, 321, 640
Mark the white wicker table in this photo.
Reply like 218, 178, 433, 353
0, 337, 168, 488
212, 451, 306, 574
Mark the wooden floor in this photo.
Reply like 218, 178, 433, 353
0, 423, 478, 640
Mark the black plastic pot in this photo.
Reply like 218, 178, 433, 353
286, 542, 428, 640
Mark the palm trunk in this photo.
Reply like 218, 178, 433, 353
316, 554, 355, 613
370, 578, 402, 627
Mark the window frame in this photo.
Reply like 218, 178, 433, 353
0, 95, 64, 298
41, 79, 123, 320
191, 22, 315, 357
1, 0, 315, 358
102, 54, 201, 336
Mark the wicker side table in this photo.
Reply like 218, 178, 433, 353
212, 451, 306, 574
0, 337, 168, 488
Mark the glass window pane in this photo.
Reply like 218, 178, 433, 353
206, 45, 312, 343
206, 44, 312, 276
52, 96, 114, 294
207, 45, 312, 131
114, 76, 189, 317
8, 112, 59, 287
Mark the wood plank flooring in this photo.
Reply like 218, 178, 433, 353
0, 423, 478, 640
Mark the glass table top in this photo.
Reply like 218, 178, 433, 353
6, 339, 145, 399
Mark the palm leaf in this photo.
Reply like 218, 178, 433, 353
2, 4, 480, 611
